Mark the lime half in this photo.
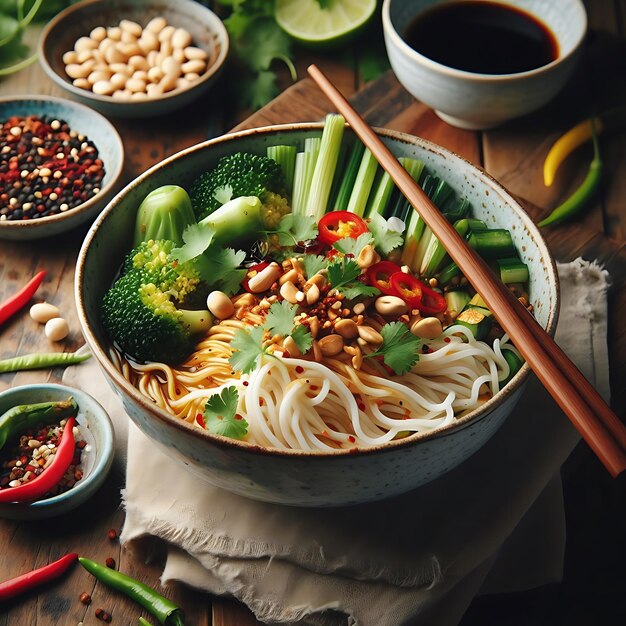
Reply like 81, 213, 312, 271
275, 0, 377, 47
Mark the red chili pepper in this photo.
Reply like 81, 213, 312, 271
241, 262, 270, 293
0, 552, 78, 602
0, 417, 76, 503
318, 211, 369, 245
418, 284, 447, 315
366, 261, 403, 295
0, 270, 46, 326
390, 272, 423, 309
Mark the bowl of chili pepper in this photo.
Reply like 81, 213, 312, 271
0, 96, 124, 241
0, 383, 114, 520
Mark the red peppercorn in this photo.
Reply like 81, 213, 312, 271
105, 557, 116, 569
107, 528, 118, 541
80, 592, 92, 605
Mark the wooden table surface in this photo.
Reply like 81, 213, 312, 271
1, 2, 625, 625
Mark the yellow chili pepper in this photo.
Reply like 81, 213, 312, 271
543, 117, 604, 186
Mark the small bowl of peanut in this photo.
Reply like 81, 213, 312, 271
38, 0, 229, 118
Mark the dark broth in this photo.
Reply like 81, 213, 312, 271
403, 1, 559, 74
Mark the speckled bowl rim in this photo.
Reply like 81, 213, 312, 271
76, 122, 560, 459
0, 383, 114, 513
382, 0, 587, 82
38, 0, 229, 109
0, 95, 124, 235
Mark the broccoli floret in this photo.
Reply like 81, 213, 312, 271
190, 152, 285, 220
261, 191, 291, 230
103, 240, 212, 363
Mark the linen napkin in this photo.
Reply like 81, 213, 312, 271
63, 258, 611, 626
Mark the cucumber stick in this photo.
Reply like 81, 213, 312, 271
468, 229, 516, 259
497, 257, 529, 283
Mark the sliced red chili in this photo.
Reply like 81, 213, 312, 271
0, 270, 46, 326
419, 284, 447, 315
390, 272, 423, 309
241, 262, 270, 293
366, 261, 403, 296
318, 211, 369, 246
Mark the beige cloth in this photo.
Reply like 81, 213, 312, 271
64, 258, 611, 626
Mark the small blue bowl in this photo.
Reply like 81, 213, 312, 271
0, 383, 114, 520
0, 96, 124, 241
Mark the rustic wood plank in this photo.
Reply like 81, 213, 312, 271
213, 599, 261, 626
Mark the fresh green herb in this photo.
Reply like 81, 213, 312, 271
367, 212, 405, 255
263, 301, 313, 354
327, 257, 380, 300
170, 223, 215, 264
333, 232, 374, 257
271, 213, 318, 246
203, 386, 248, 439
197, 247, 247, 295
229, 325, 266, 374
264, 300, 299, 337
368, 322, 421, 375
213, 184, 233, 205
216, 1, 296, 109
301, 254, 328, 278
290, 324, 313, 353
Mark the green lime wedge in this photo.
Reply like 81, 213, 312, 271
275, 0, 377, 47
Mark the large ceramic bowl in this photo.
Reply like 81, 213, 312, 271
75, 124, 559, 507
0, 96, 124, 241
383, 0, 587, 129
39, 0, 229, 118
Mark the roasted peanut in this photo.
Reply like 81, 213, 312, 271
318, 334, 344, 357
247, 263, 281, 293
410, 316, 443, 339
283, 335, 302, 357
30, 302, 60, 324
375, 295, 408, 316
207, 291, 234, 320
356, 244, 380, 269
306, 283, 320, 305
334, 318, 359, 339
279, 281, 301, 304
357, 325, 383, 345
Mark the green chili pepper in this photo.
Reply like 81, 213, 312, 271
0, 351, 91, 374
0, 397, 78, 452
139, 618, 152, 626
538, 119, 603, 228
78, 557, 186, 626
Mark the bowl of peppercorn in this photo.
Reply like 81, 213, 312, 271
0, 383, 115, 520
0, 96, 124, 241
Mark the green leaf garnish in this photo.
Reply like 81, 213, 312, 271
273, 213, 318, 247
327, 258, 361, 290
203, 386, 248, 439
197, 247, 247, 295
367, 213, 405, 255
265, 301, 299, 337
333, 232, 374, 257
368, 322, 421, 375
341, 283, 380, 300
213, 184, 233, 205
170, 223, 215, 264
301, 254, 328, 278
290, 324, 313, 354
229, 326, 266, 374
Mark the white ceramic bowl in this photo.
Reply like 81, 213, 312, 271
382, 0, 587, 129
39, 0, 229, 118
0, 383, 114, 520
75, 123, 559, 507
0, 96, 124, 241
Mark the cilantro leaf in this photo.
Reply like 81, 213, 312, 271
327, 258, 361, 290
238, 69, 278, 111
301, 254, 328, 279
290, 324, 313, 354
333, 232, 374, 258
229, 326, 266, 374
203, 386, 248, 439
341, 283, 381, 300
197, 247, 247, 295
368, 322, 421, 375
367, 213, 405, 255
170, 223, 215, 264
273, 213, 318, 247
264, 301, 299, 337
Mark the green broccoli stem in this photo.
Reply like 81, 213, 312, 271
199, 196, 264, 245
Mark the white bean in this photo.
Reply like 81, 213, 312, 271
104, 45, 127, 64
184, 46, 207, 61
138, 30, 158, 54
74, 36, 97, 52
30, 303, 60, 324
45, 318, 69, 342
92, 80, 115, 95
160, 56, 181, 77
88, 69, 112, 85
207, 291, 235, 320
120, 19, 142, 38
76, 49, 94, 64
181, 59, 205, 75
109, 62, 132, 75
62, 50, 78, 65
65, 63, 91, 79
72, 78, 90, 89
110, 72, 127, 89
158, 73, 177, 92
121, 30, 137, 44
128, 55, 149, 71
171, 28, 192, 49
147, 65, 163, 82
107, 26, 122, 41
90, 26, 107, 42
146, 82, 163, 97
158, 25, 175, 43
146, 16, 167, 34
126, 77, 146, 93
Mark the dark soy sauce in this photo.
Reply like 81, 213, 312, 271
403, 1, 559, 74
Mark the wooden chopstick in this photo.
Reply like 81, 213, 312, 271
307, 64, 626, 477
